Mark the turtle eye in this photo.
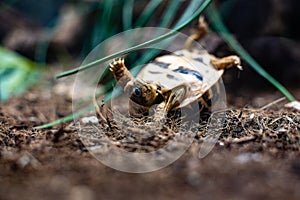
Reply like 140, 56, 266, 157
133, 88, 142, 97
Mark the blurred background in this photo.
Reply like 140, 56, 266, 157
0, 0, 299, 101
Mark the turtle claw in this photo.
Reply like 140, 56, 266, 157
109, 57, 134, 91
211, 55, 242, 70
109, 57, 125, 72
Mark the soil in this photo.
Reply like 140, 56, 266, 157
1, 0, 299, 199
0, 66, 299, 200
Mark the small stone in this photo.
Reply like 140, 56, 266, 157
285, 101, 300, 111
278, 127, 287, 133
17, 155, 31, 167
235, 153, 262, 164
68, 186, 94, 200
81, 116, 99, 124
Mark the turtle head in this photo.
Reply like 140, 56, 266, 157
124, 78, 164, 107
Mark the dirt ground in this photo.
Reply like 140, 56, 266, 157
0, 66, 299, 200
1, 0, 300, 199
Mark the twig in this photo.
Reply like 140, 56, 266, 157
226, 135, 257, 144
259, 97, 286, 111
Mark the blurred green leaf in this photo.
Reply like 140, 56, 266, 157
0, 47, 41, 101
134, 0, 162, 27
122, 0, 134, 30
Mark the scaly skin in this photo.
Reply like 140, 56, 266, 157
109, 57, 164, 117
210, 55, 242, 70
109, 58, 134, 91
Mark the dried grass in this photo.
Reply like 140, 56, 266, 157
82, 105, 300, 153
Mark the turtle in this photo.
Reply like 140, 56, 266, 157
104, 17, 241, 121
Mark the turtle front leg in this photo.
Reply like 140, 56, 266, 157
109, 58, 154, 118
109, 58, 134, 90
210, 55, 242, 70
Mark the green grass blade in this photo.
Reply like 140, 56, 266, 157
158, 0, 181, 27
91, 1, 115, 48
135, 0, 207, 69
131, 0, 183, 72
56, 0, 211, 79
206, 4, 295, 102
174, 0, 203, 27
37, 0, 212, 128
122, 0, 134, 30
34, 104, 95, 129
134, 0, 162, 27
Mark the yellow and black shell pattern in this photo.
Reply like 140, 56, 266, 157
137, 48, 224, 108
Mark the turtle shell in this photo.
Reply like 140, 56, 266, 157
137, 49, 224, 108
